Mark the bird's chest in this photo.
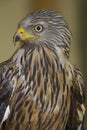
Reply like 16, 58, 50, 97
6, 48, 72, 130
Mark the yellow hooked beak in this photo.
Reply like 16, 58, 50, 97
13, 27, 39, 43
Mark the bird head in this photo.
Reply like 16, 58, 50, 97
13, 9, 72, 50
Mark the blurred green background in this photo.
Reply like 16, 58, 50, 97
0, 0, 87, 128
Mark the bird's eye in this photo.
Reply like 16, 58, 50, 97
34, 25, 43, 32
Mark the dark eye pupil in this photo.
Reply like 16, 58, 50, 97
34, 25, 43, 32
37, 26, 41, 30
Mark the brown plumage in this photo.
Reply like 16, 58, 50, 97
0, 9, 85, 130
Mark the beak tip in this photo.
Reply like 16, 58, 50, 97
13, 33, 21, 44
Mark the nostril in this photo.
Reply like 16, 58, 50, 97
18, 27, 24, 34
20, 31, 23, 34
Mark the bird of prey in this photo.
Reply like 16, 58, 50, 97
0, 9, 85, 130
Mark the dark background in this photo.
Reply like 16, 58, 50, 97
0, 0, 87, 128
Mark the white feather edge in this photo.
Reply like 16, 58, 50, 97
1, 106, 10, 124
0, 105, 10, 129
0, 76, 17, 128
